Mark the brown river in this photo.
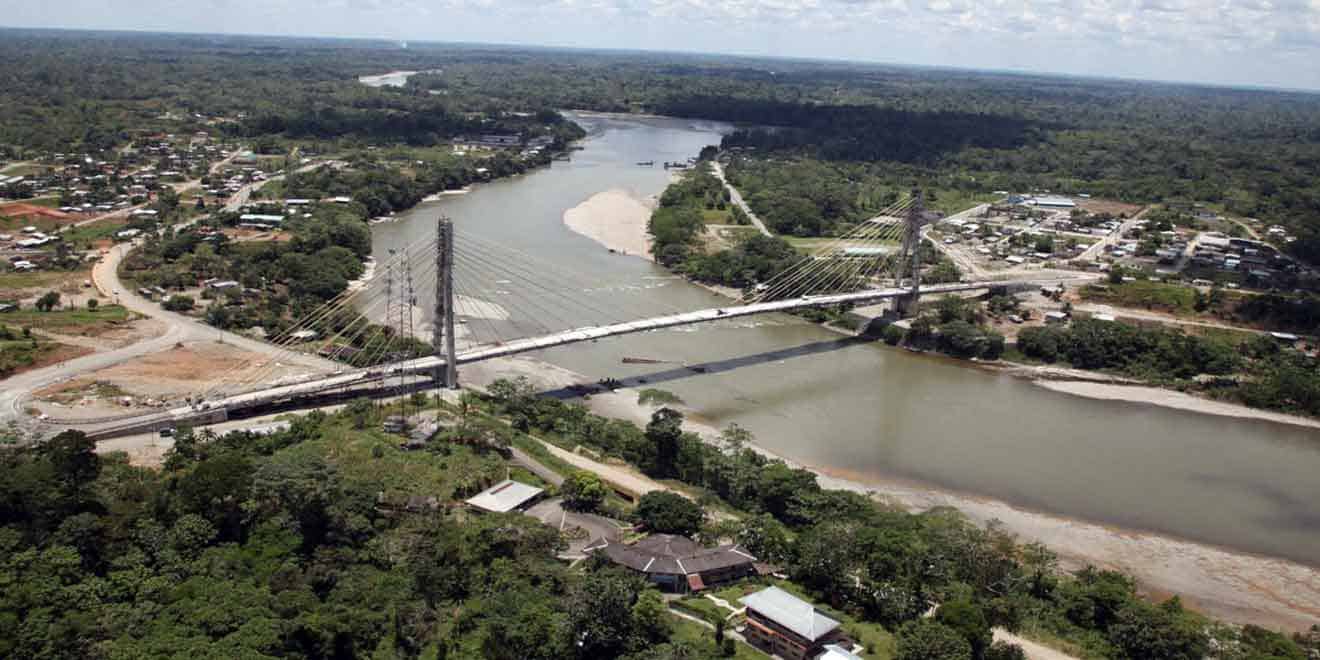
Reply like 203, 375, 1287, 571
368, 111, 1320, 569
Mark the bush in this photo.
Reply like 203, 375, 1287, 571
86, 299, 98, 310
162, 295, 195, 312
561, 471, 607, 512
882, 323, 905, 346
634, 490, 705, 537
35, 291, 60, 312
1017, 326, 1067, 362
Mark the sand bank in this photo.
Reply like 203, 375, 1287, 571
563, 189, 654, 261
1035, 380, 1320, 430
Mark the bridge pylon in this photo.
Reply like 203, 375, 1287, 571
894, 189, 927, 318
433, 217, 458, 388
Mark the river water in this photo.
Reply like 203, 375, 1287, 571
370, 112, 1320, 567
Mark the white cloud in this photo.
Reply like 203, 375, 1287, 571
4, 0, 1320, 88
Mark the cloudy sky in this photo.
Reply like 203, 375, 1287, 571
7, 0, 1320, 90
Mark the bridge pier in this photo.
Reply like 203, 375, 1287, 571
894, 190, 927, 318
433, 217, 459, 388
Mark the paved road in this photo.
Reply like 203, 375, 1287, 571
1075, 205, 1150, 262
927, 203, 992, 279
711, 161, 772, 237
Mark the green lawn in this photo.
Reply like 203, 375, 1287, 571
668, 616, 767, 659
62, 217, 129, 245
1, 305, 134, 336
673, 596, 727, 626
288, 418, 507, 501
0, 269, 87, 291
702, 208, 735, 225
1081, 280, 1199, 315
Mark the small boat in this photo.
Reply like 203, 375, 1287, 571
636, 160, 655, 166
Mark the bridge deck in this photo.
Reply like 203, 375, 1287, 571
78, 280, 1042, 437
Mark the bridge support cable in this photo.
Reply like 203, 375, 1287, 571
450, 256, 557, 348
742, 195, 911, 302
453, 236, 685, 330
198, 238, 439, 399
451, 248, 617, 340
747, 199, 914, 304
786, 218, 909, 299
457, 231, 698, 320
755, 209, 911, 302
743, 196, 914, 303
196, 245, 422, 398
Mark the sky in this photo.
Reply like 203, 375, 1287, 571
6, 0, 1320, 91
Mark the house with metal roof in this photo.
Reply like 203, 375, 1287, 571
586, 533, 760, 593
465, 479, 544, 514
739, 586, 850, 660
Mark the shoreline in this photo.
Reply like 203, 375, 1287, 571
459, 351, 1320, 632
562, 188, 655, 261
1031, 379, 1320, 430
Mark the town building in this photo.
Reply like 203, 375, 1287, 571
587, 534, 760, 593
739, 586, 851, 660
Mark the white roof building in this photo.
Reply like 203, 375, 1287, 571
465, 479, 544, 513
739, 586, 841, 643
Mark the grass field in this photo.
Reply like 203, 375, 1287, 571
0, 268, 92, 292
701, 208, 735, 225
1080, 280, 1199, 315
668, 616, 767, 659
62, 216, 129, 246
1, 305, 134, 336
0, 338, 90, 378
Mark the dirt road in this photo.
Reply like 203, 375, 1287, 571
712, 161, 772, 237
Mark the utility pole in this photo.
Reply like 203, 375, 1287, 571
433, 218, 458, 389
896, 189, 926, 317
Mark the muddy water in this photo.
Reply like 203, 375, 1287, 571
370, 112, 1320, 566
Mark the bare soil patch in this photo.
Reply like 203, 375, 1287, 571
1078, 198, 1143, 217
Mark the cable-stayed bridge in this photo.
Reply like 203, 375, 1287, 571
67, 194, 1068, 438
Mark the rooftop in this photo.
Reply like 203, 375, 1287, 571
588, 533, 757, 576
739, 586, 840, 642
465, 479, 544, 513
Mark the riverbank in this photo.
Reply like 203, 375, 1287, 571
456, 349, 1320, 632
562, 188, 655, 261
1035, 379, 1320, 430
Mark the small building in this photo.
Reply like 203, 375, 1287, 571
588, 534, 759, 593
465, 479, 544, 514
820, 644, 865, 660
209, 280, 240, 290
740, 586, 850, 660
1028, 196, 1076, 209
290, 329, 319, 340
1270, 332, 1300, 344
1044, 311, 1069, 324
238, 213, 285, 227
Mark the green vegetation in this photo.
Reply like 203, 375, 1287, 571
562, 470, 608, 512
634, 490, 705, 537
2, 303, 132, 336
1017, 317, 1320, 417
4, 380, 1318, 659
638, 388, 685, 406
0, 413, 732, 659
479, 377, 1318, 660
889, 296, 1006, 361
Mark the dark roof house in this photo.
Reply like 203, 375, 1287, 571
587, 533, 759, 592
